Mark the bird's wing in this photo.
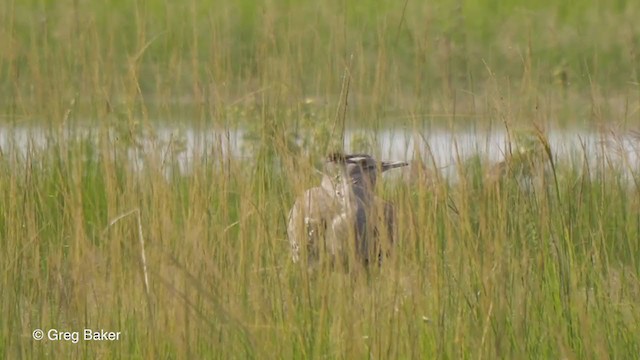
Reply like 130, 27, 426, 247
287, 187, 339, 263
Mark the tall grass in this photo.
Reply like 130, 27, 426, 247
1, 0, 640, 358
2, 122, 640, 358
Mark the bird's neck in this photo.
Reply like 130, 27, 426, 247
349, 184, 374, 203
321, 175, 374, 205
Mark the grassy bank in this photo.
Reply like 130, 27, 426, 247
2, 0, 640, 128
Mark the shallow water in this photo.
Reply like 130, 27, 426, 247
1, 126, 638, 178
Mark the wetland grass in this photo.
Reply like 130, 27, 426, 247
2, 0, 640, 358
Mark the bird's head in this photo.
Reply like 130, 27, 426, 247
324, 152, 408, 190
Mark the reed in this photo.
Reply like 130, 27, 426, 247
1, 0, 640, 358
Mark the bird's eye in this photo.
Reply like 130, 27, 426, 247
360, 159, 375, 170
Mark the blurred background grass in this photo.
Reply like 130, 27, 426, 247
2, 0, 640, 358
3, 0, 640, 127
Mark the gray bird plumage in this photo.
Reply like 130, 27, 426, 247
287, 153, 408, 267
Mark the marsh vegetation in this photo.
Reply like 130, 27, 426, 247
2, 0, 640, 358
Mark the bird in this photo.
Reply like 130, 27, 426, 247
287, 153, 408, 268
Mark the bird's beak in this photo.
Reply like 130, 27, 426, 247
381, 160, 409, 172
